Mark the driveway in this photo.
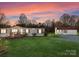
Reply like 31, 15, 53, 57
60, 35, 79, 42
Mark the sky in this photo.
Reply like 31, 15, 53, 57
0, 2, 79, 24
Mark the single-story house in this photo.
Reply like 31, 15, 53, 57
55, 26, 78, 35
0, 26, 45, 38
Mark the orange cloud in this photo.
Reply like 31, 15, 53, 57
1, 3, 64, 16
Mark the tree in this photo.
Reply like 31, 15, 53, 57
44, 20, 55, 33
60, 13, 70, 26
69, 15, 77, 26
76, 19, 79, 26
45, 20, 53, 27
55, 21, 63, 27
0, 13, 6, 24
31, 20, 37, 24
51, 20, 55, 33
19, 13, 30, 26
60, 13, 79, 26
0, 13, 10, 28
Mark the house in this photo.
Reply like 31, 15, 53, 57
0, 26, 45, 38
55, 26, 78, 35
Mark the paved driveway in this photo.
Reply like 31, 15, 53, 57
60, 35, 79, 42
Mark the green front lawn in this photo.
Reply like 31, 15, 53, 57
0, 35, 79, 57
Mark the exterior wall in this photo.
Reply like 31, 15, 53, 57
0, 27, 45, 37
25, 28, 45, 36
0, 28, 10, 37
55, 28, 77, 35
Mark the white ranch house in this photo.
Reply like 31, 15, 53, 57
55, 26, 78, 35
0, 26, 45, 38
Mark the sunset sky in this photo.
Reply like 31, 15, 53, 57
0, 2, 79, 23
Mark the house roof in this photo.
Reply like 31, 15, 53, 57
56, 26, 79, 30
11, 26, 45, 29
11, 26, 24, 28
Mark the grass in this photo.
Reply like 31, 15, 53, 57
0, 34, 79, 57
77, 31, 79, 35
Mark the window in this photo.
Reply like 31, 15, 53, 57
39, 29, 42, 33
12, 29, 18, 34
1, 29, 6, 34
26, 29, 29, 33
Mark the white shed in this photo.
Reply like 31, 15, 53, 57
55, 26, 78, 35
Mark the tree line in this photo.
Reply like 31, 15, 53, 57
0, 13, 55, 34
56, 13, 79, 27
0, 13, 79, 33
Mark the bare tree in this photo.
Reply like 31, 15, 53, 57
31, 20, 37, 24
55, 21, 63, 27
0, 13, 11, 27
0, 13, 6, 24
60, 13, 70, 26
60, 13, 79, 26
76, 19, 79, 26
19, 13, 30, 25
45, 20, 53, 27
69, 15, 78, 26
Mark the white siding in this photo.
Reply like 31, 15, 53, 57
63, 30, 77, 35
20, 29, 24, 34
55, 28, 77, 35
